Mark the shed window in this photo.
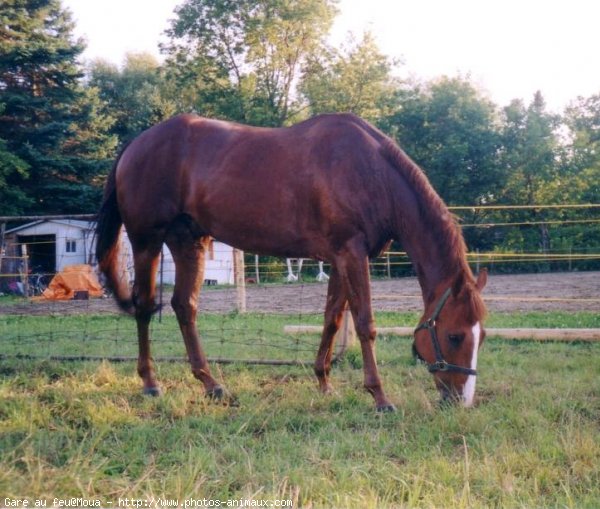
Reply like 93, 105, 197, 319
66, 240, 77, 253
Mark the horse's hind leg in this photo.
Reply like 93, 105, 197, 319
314, 266, 346, 394
165, 231, 223, 399
131, 243, 162, 396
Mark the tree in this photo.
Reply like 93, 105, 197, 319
88, 53, 176, 145
560, 94, 600, 267
0, 0, 116, 214
161, 0, 338, 126
500, 92, 562, 253
563, 94, 600, 203
388, 76, 503, 207
501, 92, 561, 204
383, 77, 504, 253
300, 31, 398, 122
0, 130, 30, 214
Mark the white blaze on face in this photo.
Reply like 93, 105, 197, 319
462, 322, 481, 407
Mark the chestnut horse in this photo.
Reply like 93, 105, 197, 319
96, 113, 487, 410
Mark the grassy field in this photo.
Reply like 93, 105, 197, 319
0, 311, 599, 508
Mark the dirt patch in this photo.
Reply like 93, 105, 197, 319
469, 272, 600, 313
1, 271, 598, 316
189, 271, 600, 314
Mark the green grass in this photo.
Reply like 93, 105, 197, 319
1, 311, 599, 507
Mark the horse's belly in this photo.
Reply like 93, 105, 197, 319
207, 219, 324, 259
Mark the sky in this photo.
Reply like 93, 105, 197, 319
62, 0, 600, 112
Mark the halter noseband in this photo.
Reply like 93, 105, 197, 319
414, 287, 478, 376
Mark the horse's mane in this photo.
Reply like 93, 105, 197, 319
337, 115, 464, 276
378, 138, 467, 273
378, 136, 487, 321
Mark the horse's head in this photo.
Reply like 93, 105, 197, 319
413, 269, 488, 407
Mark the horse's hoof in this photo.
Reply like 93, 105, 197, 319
376, 404, 397, 413
143, 386, 162, 397
319, 383, 334, 395
206, 385, 239, 407
206, 385, 225, 400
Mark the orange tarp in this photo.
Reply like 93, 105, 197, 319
36, 264, 104, 301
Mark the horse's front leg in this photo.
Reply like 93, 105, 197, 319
337, 240, 396, 412
314, 266, 346, 394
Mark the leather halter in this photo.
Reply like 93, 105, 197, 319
414, 287, 478, 376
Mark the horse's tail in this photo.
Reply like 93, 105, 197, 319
95, 148, 134, 314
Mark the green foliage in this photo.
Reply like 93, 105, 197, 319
561, 95, 600, 253
301, 31, 398, 122
161, 0, 338, 125
485, 92, 599, 263
500, 92, 561, 206
387, 76, 503, 207
384, 82, 600, 269
0, 0, 597, 271
565, 94, 600, 195
0, 134, 31, 214
88, 53, 176, 145
0, 0, 116, 214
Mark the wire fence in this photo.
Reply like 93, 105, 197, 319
2, 271, 599, 364
1, 206, 599, 364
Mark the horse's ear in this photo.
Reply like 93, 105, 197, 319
475, 268, 488, 292
452, 272, 466, 297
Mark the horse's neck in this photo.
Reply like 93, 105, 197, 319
380, 139, 469, 305
393, 205, 466, 305
405, 236, 454, 304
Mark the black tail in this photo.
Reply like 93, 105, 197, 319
95, 149, 134, 314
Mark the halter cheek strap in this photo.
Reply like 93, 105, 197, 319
414, 287, 478, 376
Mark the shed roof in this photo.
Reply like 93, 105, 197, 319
5, 219, 95, 235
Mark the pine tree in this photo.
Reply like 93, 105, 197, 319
0, 0, 116, 214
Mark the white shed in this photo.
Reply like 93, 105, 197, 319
2, 220, 235, 285
119, 229, 235, 285
3, 220, 95, 274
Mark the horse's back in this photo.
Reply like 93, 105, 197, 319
115, 113, 394, 257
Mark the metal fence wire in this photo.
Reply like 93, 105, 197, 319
1, 210, 600, 364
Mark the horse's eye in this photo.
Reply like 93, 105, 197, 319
448, 333, 465, 345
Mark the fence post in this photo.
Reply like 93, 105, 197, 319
254, 254, 260, 284
386, 252, 391, 279
0, 222, 5, 276
334, 304, 356, 358
233, 248, 246, 313
158, 247, 164, 323
21, 243, 29, 297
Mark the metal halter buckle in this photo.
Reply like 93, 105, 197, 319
428, 360, 449, 372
